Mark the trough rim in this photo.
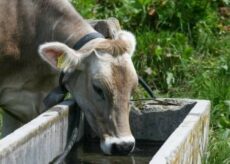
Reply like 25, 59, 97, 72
0, 100, 75, 158
150, 99, 211, 164
0, 99, 210, 163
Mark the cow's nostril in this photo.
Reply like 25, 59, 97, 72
111, 142, 135, 155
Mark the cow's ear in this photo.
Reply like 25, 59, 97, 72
116, 30, 136, 56
39, 42, 86, 72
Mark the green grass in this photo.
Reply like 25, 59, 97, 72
133, 24, 230, 164
205, 128, 230, 164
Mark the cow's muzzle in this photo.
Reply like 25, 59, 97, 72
100, 136, 135, 155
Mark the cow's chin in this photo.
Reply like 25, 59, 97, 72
100, 136, 135, 155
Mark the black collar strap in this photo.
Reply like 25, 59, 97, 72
59, 71, 68, 93
73, 32, 105, 50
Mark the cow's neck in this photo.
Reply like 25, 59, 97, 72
0, 0, 98, 121
35, 0, 96, 48
0, 0, 97, 88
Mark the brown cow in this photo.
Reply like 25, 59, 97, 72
0, 0, 138, 155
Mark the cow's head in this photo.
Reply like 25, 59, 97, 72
38, 31, 138, 155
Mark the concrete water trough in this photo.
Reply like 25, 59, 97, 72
0, 98, 210, 164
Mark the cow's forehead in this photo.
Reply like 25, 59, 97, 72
111, 64, 135, 94
90, 53, 138, 88
112, 55, 138, 84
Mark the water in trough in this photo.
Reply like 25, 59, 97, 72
66, 140, 163, 164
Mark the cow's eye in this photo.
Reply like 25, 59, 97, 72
93, 84, 105, 100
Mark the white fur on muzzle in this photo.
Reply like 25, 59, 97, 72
100, 136, 135, 155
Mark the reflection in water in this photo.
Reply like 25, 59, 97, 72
66, 140, 163, 164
